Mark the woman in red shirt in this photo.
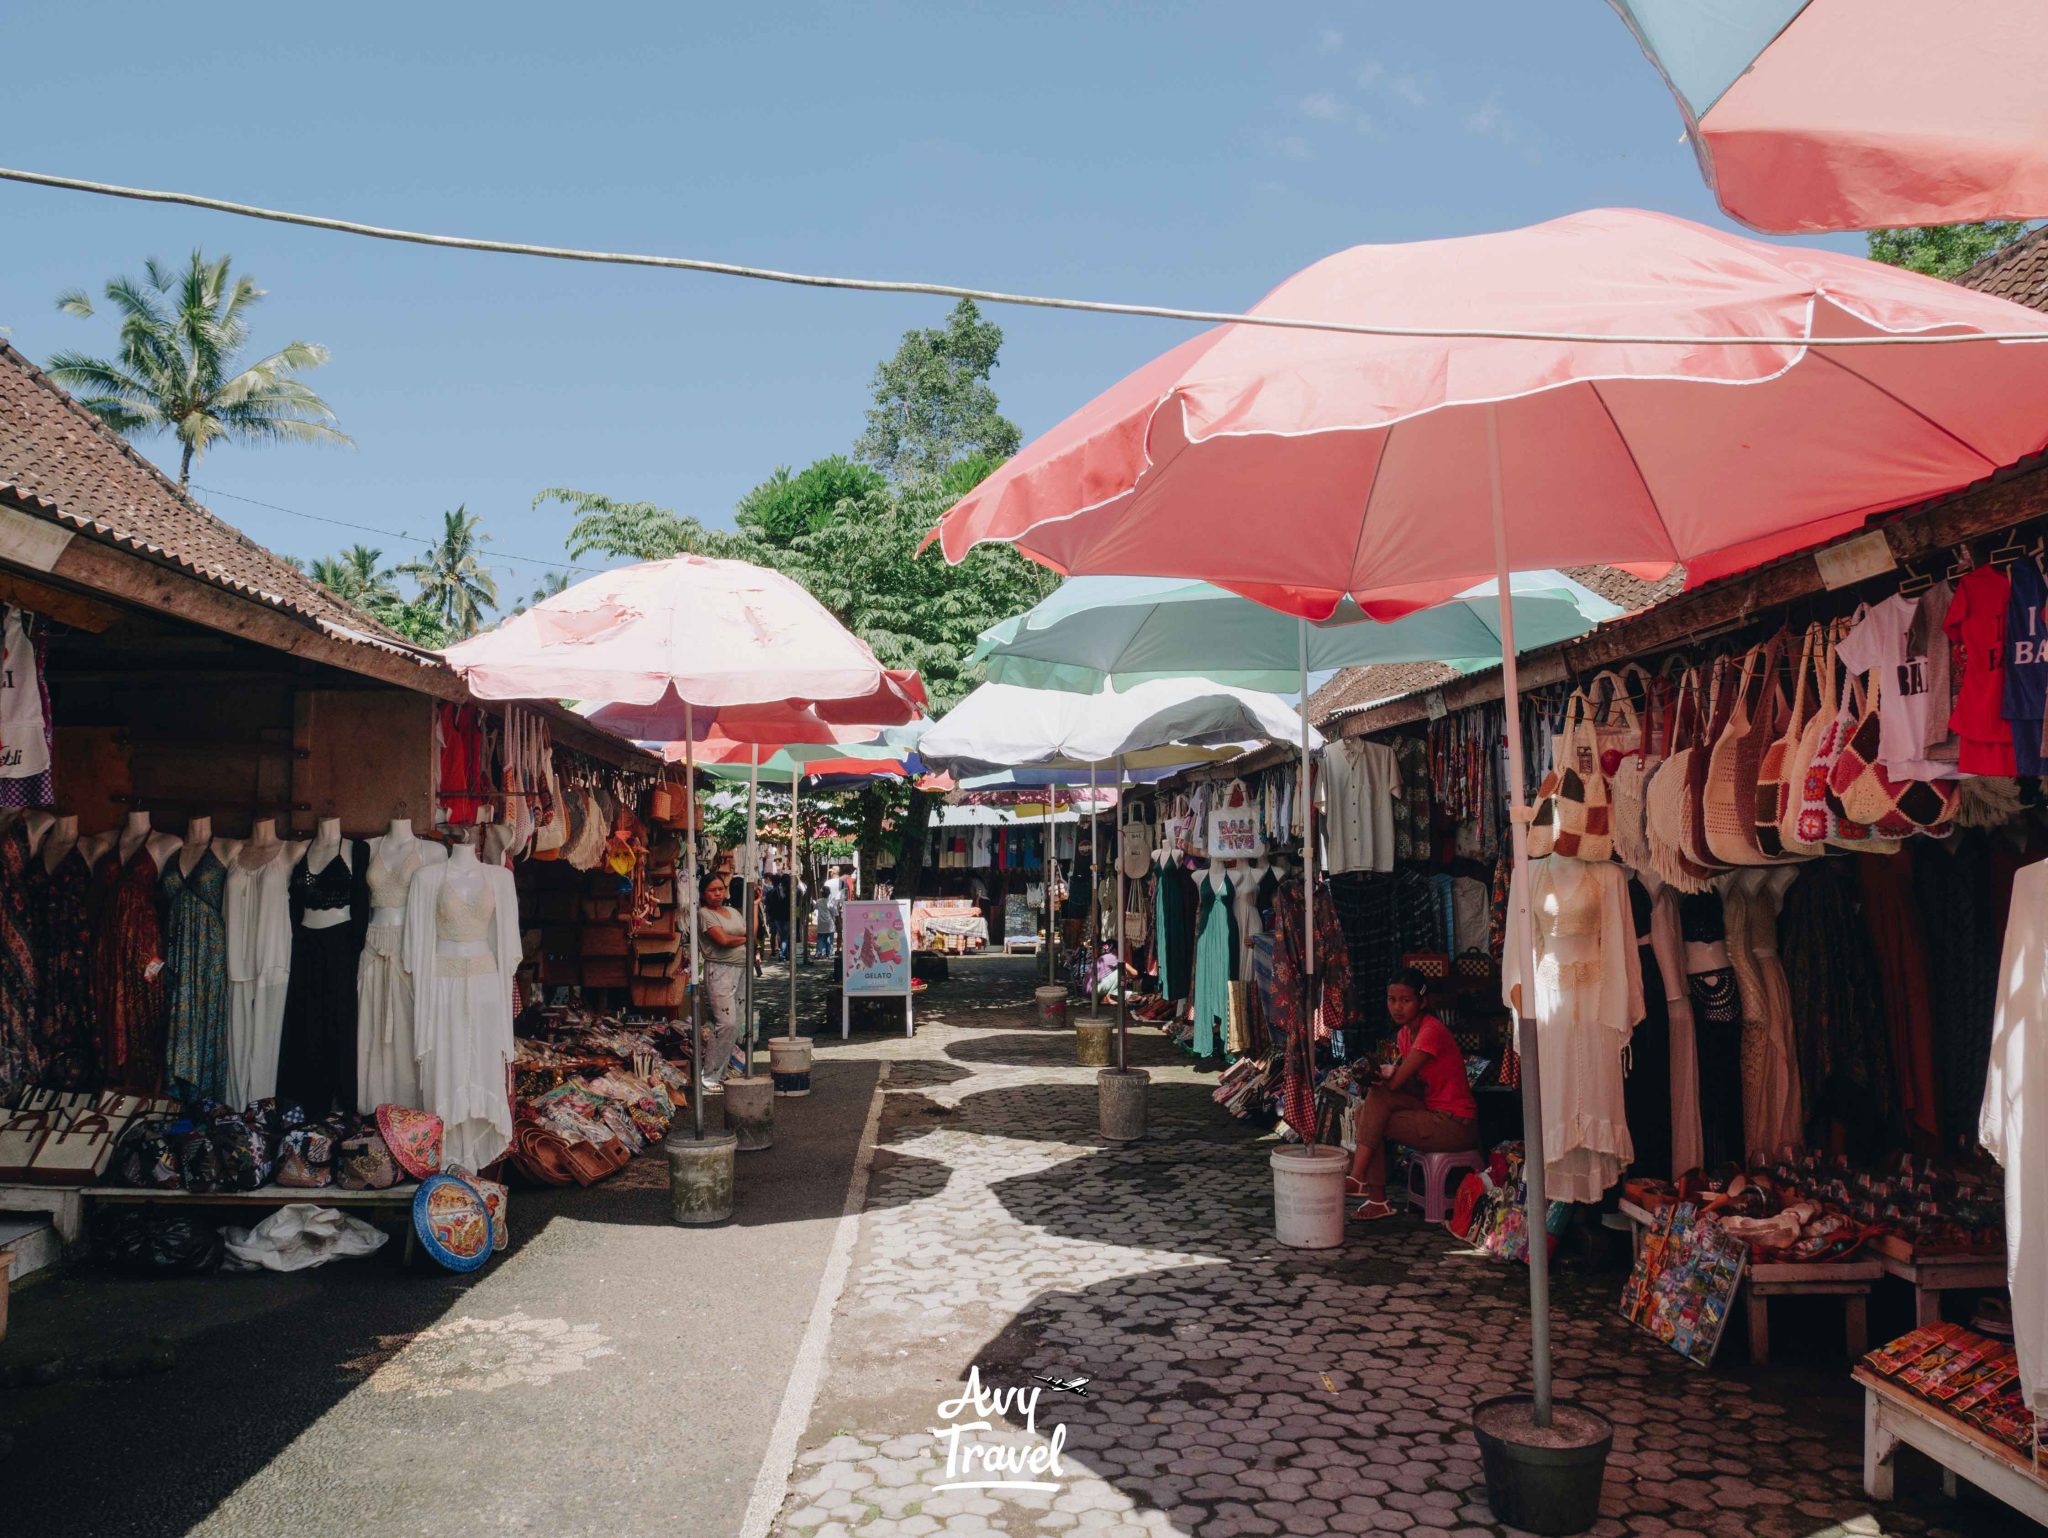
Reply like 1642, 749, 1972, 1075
1347, 968, 1479, 1220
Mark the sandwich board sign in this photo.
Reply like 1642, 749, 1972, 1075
841, 898, 914, 1039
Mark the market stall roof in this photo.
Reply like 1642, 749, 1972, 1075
915, 678, 1319, 776
1609, 0, 2048, 233
1958, 226, 2048, 316
975, 570, 1620, 694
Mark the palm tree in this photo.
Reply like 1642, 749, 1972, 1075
509, 569, 571, 616
310, 544, 400, 609
399, 507, 499, 638
47, 251, 349, 488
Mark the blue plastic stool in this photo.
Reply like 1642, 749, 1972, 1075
1405, 1147, 1485, 1224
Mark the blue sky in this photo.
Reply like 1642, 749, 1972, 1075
0, 2, 1862, 600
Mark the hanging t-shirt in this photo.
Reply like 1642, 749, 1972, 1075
0, 605, 52, 783
1944, 564, 2018, 776
1908, 578, 1959, 763
2005, 559, 2048, 776
1835, 592, 1959, 781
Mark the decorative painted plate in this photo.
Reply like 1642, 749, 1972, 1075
413, 1174, 494, 1272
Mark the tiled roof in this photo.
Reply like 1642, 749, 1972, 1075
1306, 565, 1686, 727
0, 339, 406, 643
1956, 226, 2048, 314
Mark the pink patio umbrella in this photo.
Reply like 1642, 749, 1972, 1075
445, 554, 916, 1143
1609, 0, 2048, 233
927, 207, 2048, 1433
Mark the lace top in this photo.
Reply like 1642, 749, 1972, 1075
436, 875, 496, 943
368, 844, 423, 913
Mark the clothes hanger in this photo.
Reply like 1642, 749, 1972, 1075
1897, 558, 1934, 598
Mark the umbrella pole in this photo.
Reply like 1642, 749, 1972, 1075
1116, 757, 1127, 1072
686, 704, 704, 1142
745, 743, 759, 1076
788, 773, 800, 1037
1489, 403, 1552, 1428
1298, 617, 1316, 1146
1089, 763, 1100, 1019
1047, 785, 1058, 989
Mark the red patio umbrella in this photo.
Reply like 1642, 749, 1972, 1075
1609, 0, 2048, 233
927, 207, 2048, 1430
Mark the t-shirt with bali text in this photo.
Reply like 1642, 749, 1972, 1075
1835, 592, 1959, 781
1399, 1015, 1477, 1121
2007, 560, 2048, 777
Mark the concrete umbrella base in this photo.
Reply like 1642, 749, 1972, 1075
665, 1131, 738, 1225
1097, 1067, 1150, 1144
722, 1075, 775, 1151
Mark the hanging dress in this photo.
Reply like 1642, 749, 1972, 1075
88, 842, 168, 1094
1621, 878, 1672, 1180
358, 838, 444, 1111
226, 847, 295, 1108
1502, 857, 1644, 1204
276, 840, 369, 1116
405, 859, 519, 1171
1681, 889, 1744, 1171
0, 819, 37, 1098
26, 844, 94, 1089
1191, 871, 1238, 1058
162, 849, 231, 1103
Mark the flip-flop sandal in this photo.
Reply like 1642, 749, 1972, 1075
1350, 1199, 1397, 1223
1344, 1177, 1370, 1199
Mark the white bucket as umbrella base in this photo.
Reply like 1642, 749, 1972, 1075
1098, 1067, 1149, 1143
666, 1131, 738, 1225
769, 1036, 813, 1097
723, 1075, 775, 1151
1034, 985, 1069, 1028
1271, 1145, 1349, 1249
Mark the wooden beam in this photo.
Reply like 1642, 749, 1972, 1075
1333, 459, 2048, 739
0, 566, 125, 633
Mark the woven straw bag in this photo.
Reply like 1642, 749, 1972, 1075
1680, 657, 1737, 875
1644, 666, 1717, 892
1608, 670, 1669, 878
1758, 624, 1826, 859
1707, 637, 1797, 866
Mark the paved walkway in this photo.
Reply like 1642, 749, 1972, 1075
770, 957, 2036, 1538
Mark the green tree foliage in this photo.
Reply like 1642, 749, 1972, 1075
310, 544, 400, 609
1866, 221, 2033, 280
856, 299, 1022, 481
535, 487, 747, 563
510, 570, 571, 615
398, 506, 500, 639
48, 251, 349, 487
735, 455, 886, 546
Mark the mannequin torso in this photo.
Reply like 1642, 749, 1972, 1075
118, 810, 182, 871
39, 814, 79, 875
296, 818, 356, 932
237, 818, 300, 874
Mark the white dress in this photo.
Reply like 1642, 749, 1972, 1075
356, 837, 446, 1111
1502, 857, 1645, 1203
225, 847, 295, 1106
1983, 862, 2048, 1423
404, 860, 519, 1170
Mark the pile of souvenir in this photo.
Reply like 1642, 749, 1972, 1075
506, 1008, 681, 1185
1446, 1143, 1571, 1265
103, 1098, 445, 1196
514, 1008, 694, 1106
1862, 1324, 2039, 1458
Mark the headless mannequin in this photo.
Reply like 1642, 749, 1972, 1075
301, 816, 352, 931
443, 834, 489, 913
39, 813, 79, 874
237, 817, 301, 873
3, 808, 56, 856
177, 815, 239, 877
87, 810, 180, 871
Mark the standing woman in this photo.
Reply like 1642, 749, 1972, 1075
1347, 968, 1479, 1219
697, 874, 749, 1088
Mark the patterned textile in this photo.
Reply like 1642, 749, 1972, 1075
163, 850, 232, 1103
27, 847, 94, 1087
0, 819, 36, 1096
1780, 857, 1892, 1160
88, 844, 167, 1093
1390, 734, 1432, 861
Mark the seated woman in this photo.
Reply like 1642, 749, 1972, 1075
1347, 968, 1479, 1220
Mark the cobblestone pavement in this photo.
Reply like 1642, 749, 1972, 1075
778, 957, 2034, 1538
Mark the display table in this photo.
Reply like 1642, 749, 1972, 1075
1877, 1250, 2008, 1328
1856, 1367, 2048, 1521
1619, 1198, 1880, 1364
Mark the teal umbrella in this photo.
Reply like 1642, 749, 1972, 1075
972, 571, 1622, 693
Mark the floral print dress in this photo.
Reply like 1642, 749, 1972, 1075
27, 847, 94, 1088
0, 820, 36, 1098
163, 849, 231, 1103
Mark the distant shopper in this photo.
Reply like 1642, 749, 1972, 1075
1347, 968, 1478, 1220
764, 873, 791, 960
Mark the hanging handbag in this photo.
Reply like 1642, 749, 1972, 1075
1797, 638, 1901, 851
1585, 666, 1647, 778
1758, 624, 1826, 859
1527, 691, 1612, 862
1826, 667, 1962, 835
1680, 656, 1738, 874
1610, 664, 1673, 878
1644, 666, 1718, 892
1705, 638, 1792, 867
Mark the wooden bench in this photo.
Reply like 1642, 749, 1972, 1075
1876, 1250, 2008, 1328
1619, 1198, 1880, 1364
1856, 1367, 2048, 1523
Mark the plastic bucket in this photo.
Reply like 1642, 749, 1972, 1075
768, 1036, 813, 1097
1270, 1144, 1348, 1249
1074, 1020, 1113, 1066
1034, 985, 1068, 1028
1473, 1395, 1614, 1536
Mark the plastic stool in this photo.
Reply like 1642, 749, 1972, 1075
1405, 1147, 1485, 1223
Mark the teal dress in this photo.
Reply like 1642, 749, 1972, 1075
1191, 872, 1238, 1058
163, 850, 231, 1103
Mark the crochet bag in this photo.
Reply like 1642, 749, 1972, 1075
1609, 665, 1673, 879
1797, 656, 1901, 852
1644, 667, 1717, 893
1758, 624, 1826, 859
1681, 657, 1738, 875
1705, 638, 1792, 867
1527, 691, 1612, 862
1826, 668, 1961, 835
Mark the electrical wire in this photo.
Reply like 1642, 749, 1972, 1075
189, 482, 604, 574
6, 164, 2047, 349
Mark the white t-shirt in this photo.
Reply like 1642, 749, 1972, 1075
825, 875, 848, 911
1835, 593, 1960, 781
